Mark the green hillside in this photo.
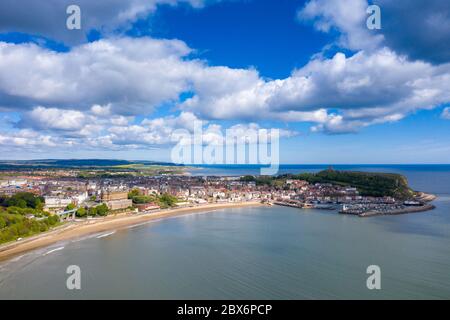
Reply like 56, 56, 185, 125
245, 169, 415, 200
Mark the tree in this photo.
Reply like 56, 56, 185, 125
66, 203, 76, 211
88, 207, 97, 216
16, 199, 28, 208
76, 207, 87, 217
96, 204, 109, 216
3, 193, 44, 209
0, 205, 59, 244
46, 215, 59, 225
159, 193, 178, 208
131, 195, 155, 204
0, 216, 6, 229
128, 188, 141, 199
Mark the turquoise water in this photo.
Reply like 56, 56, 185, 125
0, 166, 449, 299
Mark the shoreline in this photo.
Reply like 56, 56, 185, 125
0, 191, 438, 262
0, 201, 263, 263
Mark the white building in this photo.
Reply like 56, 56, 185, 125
72, 192, 88, 205
44, 196, 73, 210
7, 179, 28, 187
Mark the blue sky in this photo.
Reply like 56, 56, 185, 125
0, 0, 449, 163
146, 0, 333, 78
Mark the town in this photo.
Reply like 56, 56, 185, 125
0, 169, 435, 222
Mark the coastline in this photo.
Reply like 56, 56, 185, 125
0, 191, 439, 262
0, 201, 263, 263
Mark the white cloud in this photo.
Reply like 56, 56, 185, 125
1, 109, 298, 152
19, 106, 88, 131
17, 106, 137, 140
0, 129, 58, 149
142, 111, 200, 132
182, 48, 450, 132
1, 37, 450, 136
91, 104, 111, 116
0, 0, 213, 44
298, 0, 450, 64
0, 38, 199, 114
442, 107, 450, 120
298, 0, 383, 51
107, 116, 299, 148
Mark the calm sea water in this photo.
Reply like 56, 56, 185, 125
0, 165, 449, 299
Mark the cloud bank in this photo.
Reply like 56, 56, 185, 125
2, 37, 449, 137
1, 0, 449, 154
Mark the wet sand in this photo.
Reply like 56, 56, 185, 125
0, 202, 263, 262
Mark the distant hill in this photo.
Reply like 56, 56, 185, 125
0, 159, 184, 170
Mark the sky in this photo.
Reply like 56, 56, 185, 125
0, 0, 449, 164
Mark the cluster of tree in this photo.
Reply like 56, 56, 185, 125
0, 192, 44, 210
128, 189, 158, 204
0, 205, 46, 217
65, 203, 76, 211
0, 213, 59, 244
158, 193, 178, 208
75, 204, 109, 217
0, 192, 59, 244
240, 169, 413, 199
128, 189, 178, 208
295, 170, 412, 199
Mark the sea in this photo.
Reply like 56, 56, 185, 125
0, 165, 449, 299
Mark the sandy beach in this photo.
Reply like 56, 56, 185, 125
0, 201, 263, 262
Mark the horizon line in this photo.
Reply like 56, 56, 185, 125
0, 159, 450, 166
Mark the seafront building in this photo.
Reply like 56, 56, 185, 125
101, 190, 133, 210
